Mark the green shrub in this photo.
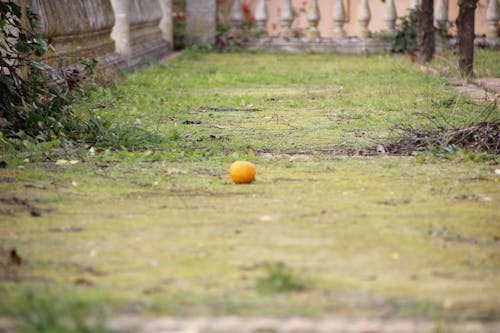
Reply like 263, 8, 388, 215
0, 1, 167, 154
0, 1, 92, 143
391, 7, 420, 54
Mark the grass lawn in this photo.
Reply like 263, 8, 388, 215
0, 51, 499, 328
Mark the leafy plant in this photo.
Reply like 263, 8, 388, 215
0, 1, 94, 143
255, 262, 311, 293
0, 1, 167, 154
390, 6, 420, 54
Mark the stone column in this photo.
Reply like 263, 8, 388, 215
158, 0, 173, 47
332, 0, 346, 38
306, 0, 321, 40
280, 0, 294, 38
230, 0, 243, 35
110, 0, 132, 57
255, 0, 269, 37
128, 0, 170, 63
435, 0, 448, 28
384, 0, 396, 31
410, 0, 420, 9
186, 0, 216, 46
358, 0, 371, 39
486, 0, 499, 39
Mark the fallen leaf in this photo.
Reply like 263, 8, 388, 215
74, 278, 93, 286
9, 248, 22, 266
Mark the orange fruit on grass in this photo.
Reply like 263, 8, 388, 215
229, 161, 256, 184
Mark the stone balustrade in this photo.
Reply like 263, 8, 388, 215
24, 0, 173, 68
226, 0, 499, 52
16, 0, 500, 63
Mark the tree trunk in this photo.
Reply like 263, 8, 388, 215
415, 0, 435, 63
456, 0, 477, 79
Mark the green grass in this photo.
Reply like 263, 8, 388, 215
70, 52, 492, 155
431, 48, 500, 78
1, 52, 499, 328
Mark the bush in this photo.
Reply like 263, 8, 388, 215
0, 2, 166, 153
0, 1, 94, 143
391, 6, 420, 54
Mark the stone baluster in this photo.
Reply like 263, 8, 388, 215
410, 0, 420, 9
384, 0, 396, 31
358, 0, 371, 39
280, 0, 294, 38
435, 0, 448, 29
486, 0, 499, 39
110, 0, 132, 57
332, 0, 346, 38
158, 0, 173, 47
186, 0, 217, 46
306, 0, 321, 39
230, 0, 243, 35
255, 0, 269, 37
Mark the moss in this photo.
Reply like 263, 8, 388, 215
1, 53, 499, 321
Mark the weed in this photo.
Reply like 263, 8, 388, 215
385, 98, 499, 157
255, 262, 311, 293
10, 292, 116, 333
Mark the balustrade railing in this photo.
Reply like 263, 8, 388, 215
225, 0, 499, 43
18, 0, 499, 67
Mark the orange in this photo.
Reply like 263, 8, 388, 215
229, 161, 256, 184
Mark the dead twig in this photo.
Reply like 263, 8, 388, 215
199, 106, 262, 112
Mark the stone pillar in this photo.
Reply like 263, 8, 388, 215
158, 0, 173, 47
128, 0, 169, 62
306, 0, 321, 40
486, 0, 499, 39
280, 0, 294, 38
358, 0, 371, 39
435, 0, 448, 28
186, 0, 216, 46
410, 0, 420, 9
332, 0, 346, 38
255, 0, 269, 37
384, 0, 396, 31
110, 0, 131, 57
230, 0, 243, 35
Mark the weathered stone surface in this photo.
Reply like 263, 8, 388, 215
128, 0, 170, 64
243, 37, 391, 54
103, 316, 500, 333
24, 0, 170, 68
158, 0, 173, 45
27, 0, 116, 62
186, 0, 216, 46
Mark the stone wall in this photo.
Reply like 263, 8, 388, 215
27, 0, 117, 63
25, 0, 173, 68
